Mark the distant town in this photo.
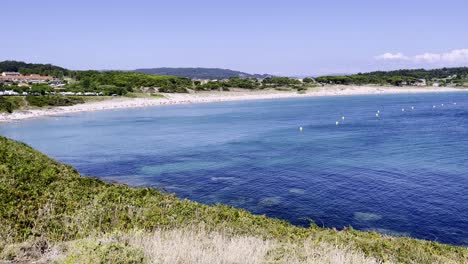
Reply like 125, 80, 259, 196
0, 72, 101, 96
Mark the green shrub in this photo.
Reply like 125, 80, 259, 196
97, 85, 128, 96
0, 97, 23, 113
150, 94, 165, 98
62, 240, 145, 264
26, 96, 85, 107
0, 97, 15, 113
158, 86, 188, 93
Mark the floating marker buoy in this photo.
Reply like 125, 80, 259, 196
454, 102, 457, 105
336, 121, 339, 126
299, 127, 303, 132
411, 106, 414, 110
377, 110, 380, 114
376, 113, 379, 117
402, 108, 405, 112
441, 104, 444, 106
342, 116, 345, 120
433, 105, 436, 108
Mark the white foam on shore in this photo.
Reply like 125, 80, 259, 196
0, 86, 464, 122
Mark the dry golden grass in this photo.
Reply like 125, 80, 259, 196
127, 228, 273, 264
30, 227, 385, 264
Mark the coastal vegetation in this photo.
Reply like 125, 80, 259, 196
194, 77, 315, 91
316, 67, 468, 86
0, 136, 466, 263
25, 96, 85, 107
69, 71, 192, 94
262, 77, 302, 87
195, 77, 260, 90
0, 96, 89, 113
0, 97, 24, 113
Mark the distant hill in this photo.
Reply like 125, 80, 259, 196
134, 67, 272, 79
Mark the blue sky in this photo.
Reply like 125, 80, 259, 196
2, 0, 468, 75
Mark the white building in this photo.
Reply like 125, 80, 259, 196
1, 72, 21, 77
1, 90, 19, 95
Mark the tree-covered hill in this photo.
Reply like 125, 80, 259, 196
134, 67, 271, 79
0, 60, 70, 78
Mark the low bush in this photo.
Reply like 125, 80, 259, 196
25, 96, 85, 107
0, 97, 17, 113
62, 240, 145, 264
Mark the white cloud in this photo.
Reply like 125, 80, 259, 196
413, 53, 441, 63
374, 52, 409, 60
375, 49, 468, 64
414, 49, 468, 63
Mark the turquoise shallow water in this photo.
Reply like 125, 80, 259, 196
1, 92, 468, 245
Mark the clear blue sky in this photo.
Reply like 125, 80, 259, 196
2, 0, 468, 76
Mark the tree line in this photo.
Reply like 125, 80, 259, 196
316, 67, 468, 86
67, 71, 192, 94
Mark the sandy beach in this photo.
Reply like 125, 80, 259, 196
0, 86, 465, 122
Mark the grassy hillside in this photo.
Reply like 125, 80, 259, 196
0, 136, 467, 263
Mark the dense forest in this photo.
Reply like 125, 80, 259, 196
134, 67, 271, 79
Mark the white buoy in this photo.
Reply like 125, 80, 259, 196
376, 113, 379, 117
336, 121, 339, 126
377, 110, 380, 114
411, 106, 414, 110
342, 116, 345, 121
433, 105, 436, 108
441, 104, 444, 106
299, 127, 303, 132
402, 108, 405, 112
454, 102, 457, 105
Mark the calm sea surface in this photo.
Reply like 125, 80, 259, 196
1, 93, 467, 245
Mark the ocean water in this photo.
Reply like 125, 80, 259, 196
1, 92, 468, 245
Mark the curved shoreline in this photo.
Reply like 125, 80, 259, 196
0, 86, 465, 122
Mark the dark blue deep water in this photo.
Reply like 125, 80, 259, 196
1, 93, 468, 245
